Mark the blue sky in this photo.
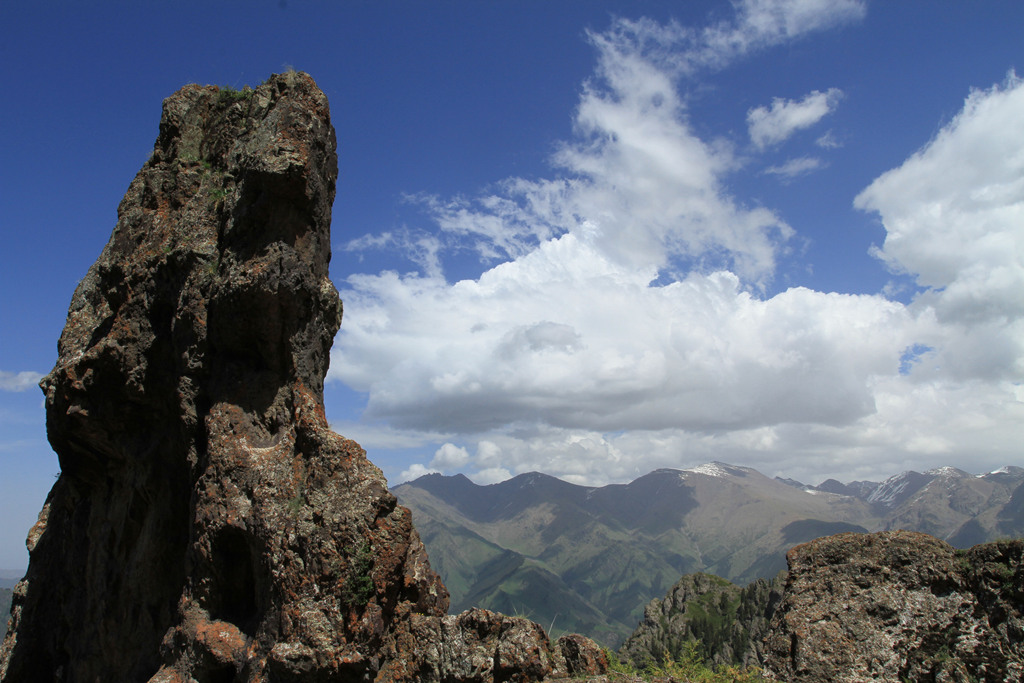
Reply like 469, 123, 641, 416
2, 0, 1023, 571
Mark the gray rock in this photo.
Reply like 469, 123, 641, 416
763, 531, 1024, 682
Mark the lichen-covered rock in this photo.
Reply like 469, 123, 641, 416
370, 608, 608, 682
555, 633, 611, 677
762, 531, 1024, 682
0, 72, 602, 683
382, 608, 555, 682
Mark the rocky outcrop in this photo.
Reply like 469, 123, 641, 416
763, 531, 1024, 682
618, 572, 783, 671
380, 608, 608, 681
617, 531, 1023, 681
0, 72, 605, 683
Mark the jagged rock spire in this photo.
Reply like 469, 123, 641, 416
0, 72, 604, 682
0, 69, 427, 680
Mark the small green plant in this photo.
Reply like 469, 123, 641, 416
219, 85, 252, 102
993, 561, 1015, 588
341, 541, 375, 608
604, 648, 635, 675
954, 550, 972, 574
610, 642, 768, 682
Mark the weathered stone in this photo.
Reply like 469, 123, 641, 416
555, 633, 611, 677
762, 531, 1024, 682
0, 72, 603, 683
374, 608, 605, 682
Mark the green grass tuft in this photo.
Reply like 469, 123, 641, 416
219, 85, 252, 102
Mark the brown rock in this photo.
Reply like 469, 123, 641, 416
0, 72, 603, 683
762, 530, 1024, 682
555, 633, 611, 677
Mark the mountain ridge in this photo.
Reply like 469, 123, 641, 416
394, 462, 1024, 648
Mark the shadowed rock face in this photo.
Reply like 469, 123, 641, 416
0, 72, 604, 683
763, 531, 1024, 682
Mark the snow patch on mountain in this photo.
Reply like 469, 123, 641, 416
866, 471, 934, 508
685, 463, 731, 478
980, 465, 1024, 478
926, 466, 966, 478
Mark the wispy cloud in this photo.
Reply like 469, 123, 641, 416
343, 227, 445, 279
815, 130, 843, 149
764, 156, 824, 180
412, 14, 799, 286
0, 371, 43, 392
747, 88, 844, 149
684, 0, 866, 73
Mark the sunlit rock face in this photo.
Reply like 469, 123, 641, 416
763, 531, 1024, 682
0, 72, 606, 683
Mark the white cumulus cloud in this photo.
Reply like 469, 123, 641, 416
334, 231, 912, 435
432, 442, 472, 469
399, 463, 439, 482
856, 72, 1024, 383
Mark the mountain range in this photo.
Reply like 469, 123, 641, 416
392, 463, 1024, 647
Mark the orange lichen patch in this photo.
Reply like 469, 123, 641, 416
193, 619, 247, 667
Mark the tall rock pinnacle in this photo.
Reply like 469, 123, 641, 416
0, 72, 605, 682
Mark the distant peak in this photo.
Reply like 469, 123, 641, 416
684, 462, 749, 478
925, 466, 967, 478
980, 465, 1024, 477
510, 471, 547, 486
